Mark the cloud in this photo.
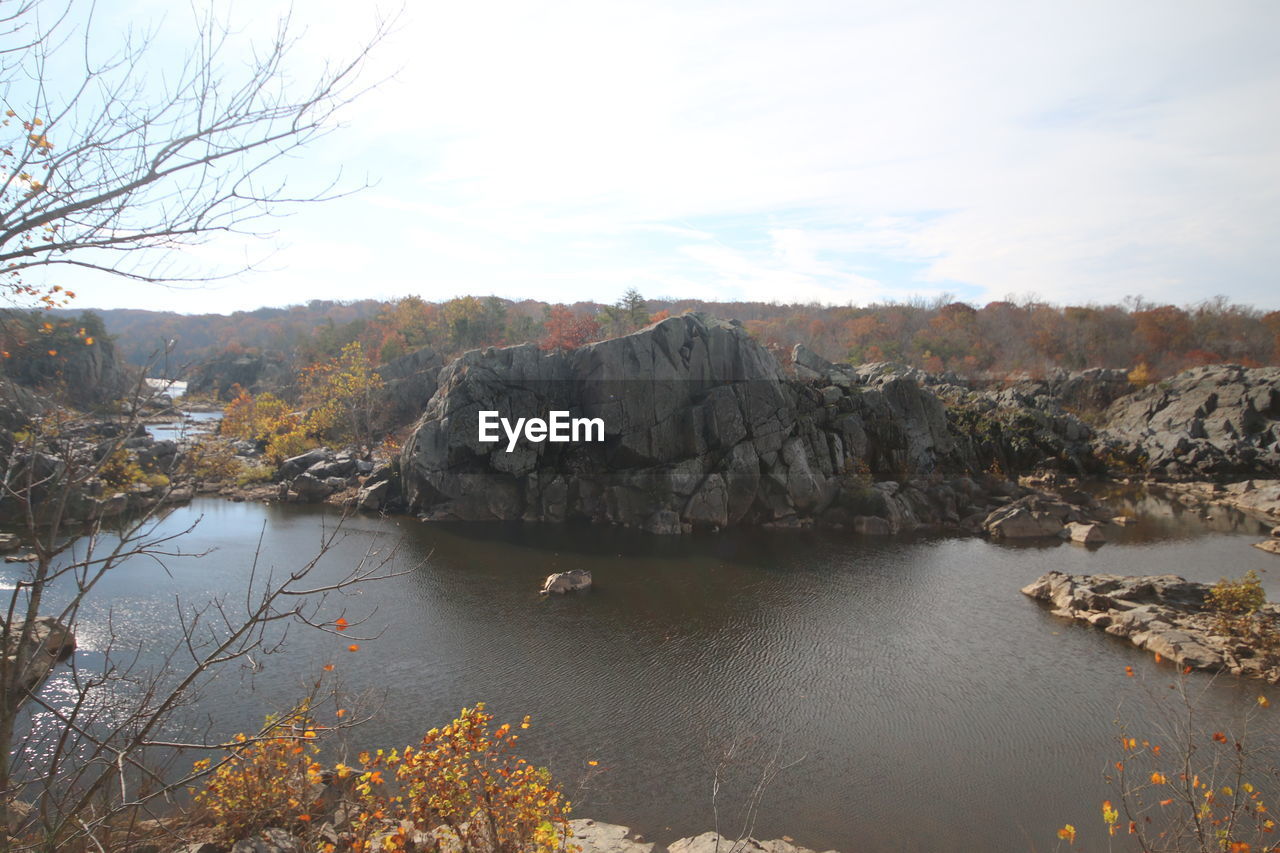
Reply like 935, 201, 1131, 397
60, 0, 1280, 312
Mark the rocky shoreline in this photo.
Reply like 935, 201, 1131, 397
141, 819, 838, 853
1022, 571, 1280, 681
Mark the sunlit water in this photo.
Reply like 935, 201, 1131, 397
7, 488, 1280, 851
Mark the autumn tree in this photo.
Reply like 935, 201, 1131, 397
299, 341, 384, 457
540, 306, 600, 351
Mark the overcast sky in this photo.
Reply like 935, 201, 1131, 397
41, 0, 1280, 314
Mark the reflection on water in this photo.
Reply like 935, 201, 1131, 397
146, 410, 221, 443
5, 491, 1279, 852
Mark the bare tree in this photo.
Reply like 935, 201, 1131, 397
0, 0, 392, 304
0, 2, 399, 844
0, 368, 401, 851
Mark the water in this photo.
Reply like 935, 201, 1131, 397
146, 409, 221, 443
9, 490, 1280, 851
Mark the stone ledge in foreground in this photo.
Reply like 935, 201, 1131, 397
1021, 571, 1280, 682
570, 820, 839, 853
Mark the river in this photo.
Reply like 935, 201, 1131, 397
11, 488, 1280, 851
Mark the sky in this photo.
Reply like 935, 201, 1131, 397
20, 0, 1280, 314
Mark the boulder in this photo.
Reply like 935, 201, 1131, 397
984, 495, 1090, 539
356, 479, 394, 512
2, 617, 75, 708
1255, 540, 1280, 556
279, 448, 332, 481
540, 570, 592, 595
569, 819, 654, 853
1066, 522, 1106, 545
289, 473, 333, 503
230, 829, 302, 853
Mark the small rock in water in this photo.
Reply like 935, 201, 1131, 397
540, 569, 592, 595
1066, 522, 1106, 545
4, 553, 37, 563
1254, 540, 1280, 556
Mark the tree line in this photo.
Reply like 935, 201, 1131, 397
48, 291, 1280, 394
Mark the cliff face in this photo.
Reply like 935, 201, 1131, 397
400, 315, 975, 531
1099, 365, 1280, 480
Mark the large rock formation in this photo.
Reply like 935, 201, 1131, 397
188, 351, 291, 400
376, 345, 445, 428
400, 315, 1007, 532
1099, 364, 1280, 481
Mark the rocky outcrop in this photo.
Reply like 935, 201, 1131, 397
1153, 479, 1280, 524
275, 448, 371, 504
400, 315, 1011, 533
188, 351, 291, 400
1099, 365, 1280, 481
1022, 571, 1280, 680
377, 345, 445, 429
983, 494, 1108, 540
2, 617, 75, 710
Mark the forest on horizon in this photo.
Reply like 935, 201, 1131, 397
23, 291, 1280, 386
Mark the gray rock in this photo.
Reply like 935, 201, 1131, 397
230, 829, 302, 853
540, 570, 592, 595
1066, 521, 1106, 544
399, 315, 983, 533
279, 448, 332, 481
289, 473, 333, 503
356, 478, 394, 512
668, 831, 837, 853
984, 495, 1088, 539
3, 617, 75, 709
853, 515, 892, 535
1100, 365, 1280, 481
569, 819, 654, 853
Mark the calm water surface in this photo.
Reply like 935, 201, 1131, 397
11, 488, 1280, 852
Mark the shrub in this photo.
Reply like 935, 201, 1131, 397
1208, 570, 1269, 642
347, 704, 572, 853
181, 438, 246, 483
192, 710, 324, 838
1083, 663, 1278, 851
98, 446, 146, 490
236, 464, 276, 487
